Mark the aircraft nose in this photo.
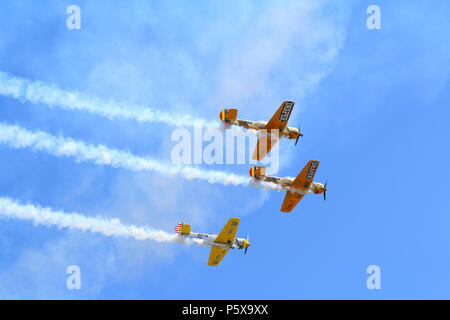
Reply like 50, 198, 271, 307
243, 240, 250, 254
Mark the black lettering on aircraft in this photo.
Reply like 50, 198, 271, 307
278, 102, 293, 122
306, 161, 319, 180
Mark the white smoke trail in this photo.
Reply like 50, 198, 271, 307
0, 122, 284, 192
0, 71, 261, 137
0, 71, 217, 128
0, 197, 206, 246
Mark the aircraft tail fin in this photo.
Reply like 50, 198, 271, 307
175, 222, 190, 235
249, 166, 266, 178
219, 109, 238, 123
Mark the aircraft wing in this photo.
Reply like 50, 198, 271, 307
208, 247, 229, 266
264, 101, 295, 131
280, 160, 320, 213
281, 191, 306, 213
291, 160, 320, 190
214, 218, 240, 244
252, 132, 280, 161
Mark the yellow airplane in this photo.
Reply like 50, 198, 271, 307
250, 160, 327, 213
219, 101, 303, 160
175, 218, 250, 266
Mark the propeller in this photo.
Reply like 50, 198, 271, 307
244, 234, 250, 255
295, 124, 302, 146
323, 180, 328, 201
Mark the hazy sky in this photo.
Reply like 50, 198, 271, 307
0, 0, 449, 299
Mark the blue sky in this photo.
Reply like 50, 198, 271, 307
0, 0, 449, 299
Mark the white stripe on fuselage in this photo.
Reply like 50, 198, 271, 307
230, 119, 297, 137
231, 119, 266, 130
181, 232, 245, 250
256, 176, 320, 194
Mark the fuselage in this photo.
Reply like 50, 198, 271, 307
181, 231, 249, 250
226, 118, 301, 140
254, 174, 326, 195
